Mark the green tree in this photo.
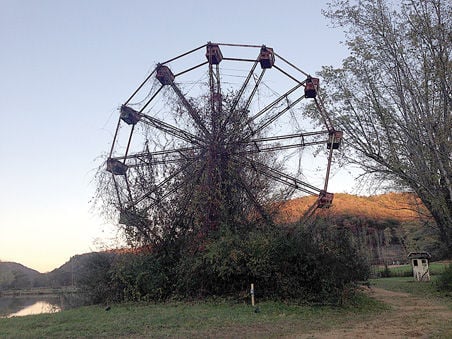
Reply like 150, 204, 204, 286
322, 0, 452, 254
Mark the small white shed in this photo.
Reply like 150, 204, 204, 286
407, 252, 431, 282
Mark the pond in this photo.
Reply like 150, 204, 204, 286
0, 293, 85, 318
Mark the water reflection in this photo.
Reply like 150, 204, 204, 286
7, 301, 61, 317
0, 294, 85, 318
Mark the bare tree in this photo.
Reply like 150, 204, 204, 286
322, 0, 452, 253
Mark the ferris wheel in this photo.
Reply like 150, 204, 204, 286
105, 42, 342, 233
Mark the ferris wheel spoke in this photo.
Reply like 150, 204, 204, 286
323, 133, 337, 192
251, 167, 317, 196
175, 61, 209, 78
111, 174, 124, 210
143, 160, 207, 214
126, 156, 201, 209
243, 68, 266, 111
273, 51, 309, 77
236, 174, 273, 224
119, 208, 161, 243
140, 114, 203, 145
120, 155, 194, 168
249, 130, 328, 143
113, 146, 200, 166
174, 162, 207, 213
246, 82, 304, 125
314, 96, 335, 132
160, 43, 208, 65
142, 179, 191, 213
230, 131, 328, 154
221, 60, 259, 130
259, 163, 322, 194
124, 69, 157, 106
273, 64, 305, 85
239, 140, 326, 154
214, 64, 222, 114
123, 124, 136, 159
108, 118, 122, 158
238, 157, 322, 195
250, 94, 306, 137
124, 174, 135, 207
208, 62, 222, 128
170, 83, 211, 137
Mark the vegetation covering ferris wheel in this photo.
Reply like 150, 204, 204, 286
104, 42, 342, 243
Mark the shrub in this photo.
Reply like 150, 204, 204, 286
77, 252, 117, 304
80, 220, 370, 305
436, 264, 452, 292
185, 222, 368, 303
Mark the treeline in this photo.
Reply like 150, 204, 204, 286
0, 262, 41, 290
77, 221, 369, 305
0, 253, 110, 291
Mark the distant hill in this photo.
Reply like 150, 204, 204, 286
45, 252, 117, 287
0, 252, 117, 291
0, 262, 41, 290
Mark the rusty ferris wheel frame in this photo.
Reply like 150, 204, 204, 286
105, 42, 343, 233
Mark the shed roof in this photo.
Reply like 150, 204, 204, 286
407, 252, 431, 259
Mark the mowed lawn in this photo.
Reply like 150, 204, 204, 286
0, 296, 387, 338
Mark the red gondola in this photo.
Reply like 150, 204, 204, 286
327, 130, 343, 150
304, 76, 319, 98
258, 46, 275, 69
317, 190, 334, 208
206, 43, 223, 65
156, 65, 175, 85
106, 158, 128, 176
120, 105, 141, 125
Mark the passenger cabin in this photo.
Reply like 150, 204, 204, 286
206, 43, 223, 65
304, 77, 319, 98
106, 158, 128, 176
408, 252, 431, 282
120, 105, 141, 125
327, 130, 343, 150
156, 65, 175, 85
258, 46, 275, 69
317, 190, 334, 208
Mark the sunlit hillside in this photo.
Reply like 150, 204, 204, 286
277, 192, 427, 224
277, 192, 440, 264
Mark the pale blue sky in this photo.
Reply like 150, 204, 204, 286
0, 0, 354, 272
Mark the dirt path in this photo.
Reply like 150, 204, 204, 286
298, 287, 452, 338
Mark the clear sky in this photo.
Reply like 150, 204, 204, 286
0, 0, 355, 273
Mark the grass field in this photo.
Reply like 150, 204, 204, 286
2, 273, 451, 337
0, 294, 387, 338
372, 261, 449, 277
